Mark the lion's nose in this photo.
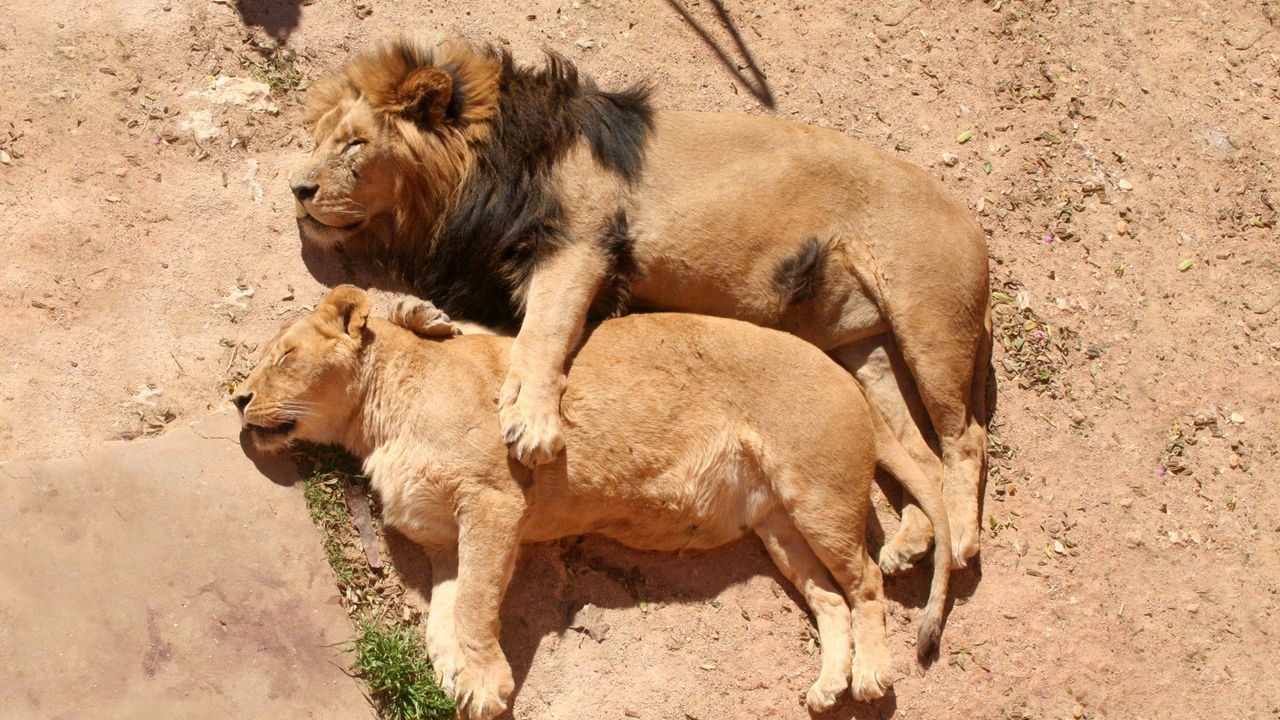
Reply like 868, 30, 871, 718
231, 392, 253, 413
290, 179, 319, 201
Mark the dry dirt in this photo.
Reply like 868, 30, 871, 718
2, 0, 1278, 718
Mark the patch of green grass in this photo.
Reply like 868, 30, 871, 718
243, 48, 303, 95
294, 443, 453, 719
351, 619, 454, 720
299, 446, 363, 588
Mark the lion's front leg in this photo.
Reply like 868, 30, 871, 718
500, 241, 606, 467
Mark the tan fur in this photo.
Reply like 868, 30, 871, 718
291, 43, 990, 569
233, 289, 951, 718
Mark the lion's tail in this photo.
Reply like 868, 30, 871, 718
868, 408, 951, 660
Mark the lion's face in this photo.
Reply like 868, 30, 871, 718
290, 99, 404, 248
232, 286, 371, 452
290, 42, 501, 250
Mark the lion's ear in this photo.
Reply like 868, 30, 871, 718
317, 285, 371, 339
386, 66, 453, 127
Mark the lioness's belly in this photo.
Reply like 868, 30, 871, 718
521, 430, 777, 552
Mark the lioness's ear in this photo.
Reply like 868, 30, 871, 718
386, 66, 453, 127
317, 285, 371, 338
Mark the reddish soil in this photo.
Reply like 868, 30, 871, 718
3, 1, 1277, 718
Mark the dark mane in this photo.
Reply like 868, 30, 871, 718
384, 45, 655, 330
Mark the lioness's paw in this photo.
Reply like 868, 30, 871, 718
390, 297, 457, 337
805, 674, 847, 713
426, 639, 463, 695
453, 664, 514, 720
498, 374, 565, 467
850, 654, 893, 702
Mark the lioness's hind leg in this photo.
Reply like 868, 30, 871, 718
390, 296, 458, 337
848, 553, 893, 701
774, 470, 893, 701
754, 510, 851, 713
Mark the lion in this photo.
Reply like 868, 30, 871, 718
232, 287, 952, 719
289, 40, 991, 570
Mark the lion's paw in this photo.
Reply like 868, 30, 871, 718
390, 297, 457, 338
498, 373, 565, 467
849, 653, 893, 702
878, 531, 930, 576
950, 519, 981, 569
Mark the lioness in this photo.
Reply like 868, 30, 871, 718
233, 287, 951, 718
290, 41, 991, 569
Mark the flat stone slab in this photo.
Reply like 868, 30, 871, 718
0, 410, 369, 719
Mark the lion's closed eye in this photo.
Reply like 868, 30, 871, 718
274, 347, 295, 367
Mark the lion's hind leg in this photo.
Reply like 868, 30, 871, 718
831, 339, 943, 576
754, 509, 852, 713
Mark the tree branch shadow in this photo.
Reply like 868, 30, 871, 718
664, 0, 775, 108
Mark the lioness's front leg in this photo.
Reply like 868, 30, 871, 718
451, 489, 524, 720
501, 241, 607, 466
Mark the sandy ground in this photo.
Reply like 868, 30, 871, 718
2, 0, 1278, 718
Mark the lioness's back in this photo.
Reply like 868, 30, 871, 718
560, 313, 868, 457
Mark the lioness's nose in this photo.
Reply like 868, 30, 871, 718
231, 392, 253, 413
291, 179, 319, 201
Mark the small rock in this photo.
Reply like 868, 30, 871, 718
569, 603, 611, 643
625, 711, 640, 719
1119, 498, 1133, 508
1229, 411, 1245, 424
941, 152, 959, 166
1185, 603, 1200, 614
699, 662, 717, 671
0, 150, 10, 165
105, 195, 121, 203
1070, 409, 1086, 424
1073, 705, 1085, 719
1116, 178, 1134, 191
1115, 220, 1129, 235
1053, 540, 1066, 555
55, 45, 77, 60
1228, 455, 1240, 469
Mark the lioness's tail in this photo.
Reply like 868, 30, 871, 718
869, 410, 951, 660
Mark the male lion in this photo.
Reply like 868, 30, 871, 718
289, 41, 991, 568
233, 287, 952, 719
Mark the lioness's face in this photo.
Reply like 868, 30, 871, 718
290, 100, 402, 248
232, 286, 370, 452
